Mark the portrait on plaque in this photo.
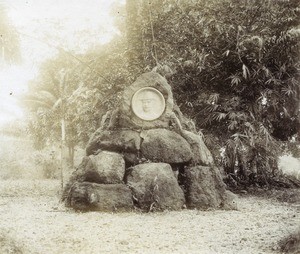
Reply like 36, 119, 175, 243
131, 87, 166, 121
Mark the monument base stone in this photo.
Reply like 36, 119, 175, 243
66, 182, 134, 212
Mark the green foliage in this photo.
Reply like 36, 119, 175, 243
23, 54, 74, 149
23, 37, 134, 151
137, 0, 300, 186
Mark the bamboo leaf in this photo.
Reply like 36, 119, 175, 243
242, 64, 250, 79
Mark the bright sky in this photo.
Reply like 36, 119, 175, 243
0, 0, 125, 126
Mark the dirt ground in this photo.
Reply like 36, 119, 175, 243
0, 180, 299, 254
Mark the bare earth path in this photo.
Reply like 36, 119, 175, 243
0, 180, 299, 254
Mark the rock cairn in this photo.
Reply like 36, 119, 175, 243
62, 72, 235, 212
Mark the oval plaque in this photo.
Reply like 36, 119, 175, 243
131, 87, 166, 121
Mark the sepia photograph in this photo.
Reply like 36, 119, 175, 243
0, 0, 299, 253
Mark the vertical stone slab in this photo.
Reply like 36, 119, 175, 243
185, 166, 237, 210
182, 130, 214, 166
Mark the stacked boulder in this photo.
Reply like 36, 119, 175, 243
62, 72, 235, 212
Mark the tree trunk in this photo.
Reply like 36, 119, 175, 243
59, 70, 67, 190
60, 117, 66, 189
126, 0, 145, 75
68, 144, 75, 168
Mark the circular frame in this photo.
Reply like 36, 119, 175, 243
131, 87, 166, 121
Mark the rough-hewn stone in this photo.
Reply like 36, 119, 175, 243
185, 166, 236, 210
89, 151, 125, 184
86, 130, 141, 156
140, 129, 192, 164
182, 130, 214, 166
126, 163, 185, 211
66, 182, 134, 212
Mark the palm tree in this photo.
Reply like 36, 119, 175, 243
23, 70, 69, 189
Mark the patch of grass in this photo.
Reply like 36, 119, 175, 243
0, 179, 61, 197
247, 187, 300, 204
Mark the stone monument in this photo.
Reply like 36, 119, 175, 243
62, 72, 236, 212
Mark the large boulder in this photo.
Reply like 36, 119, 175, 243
126, 163, 185, 211
86, 130, 141, 156
65, 182, 134, 212
89, 151, 125, 184
185, 166, 237, 210
182, 130, 214, 166
140, 129, 192, 164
